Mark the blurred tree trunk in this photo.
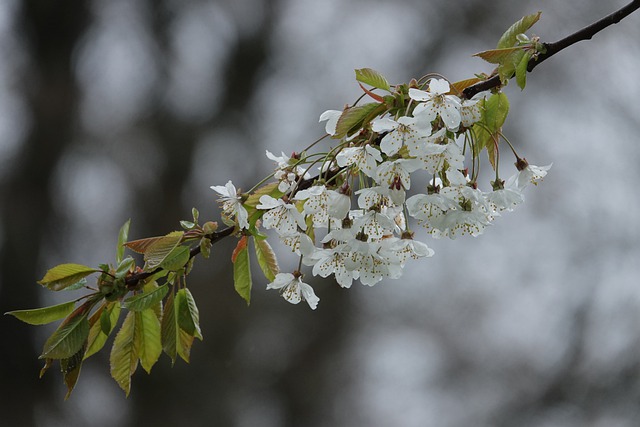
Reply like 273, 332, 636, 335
0, 1, 88, 424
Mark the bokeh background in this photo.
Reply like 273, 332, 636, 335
1, 1, 639, 426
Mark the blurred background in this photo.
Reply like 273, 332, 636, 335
1, 0, 639, 426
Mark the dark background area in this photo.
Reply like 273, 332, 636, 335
1, 1, 639, 426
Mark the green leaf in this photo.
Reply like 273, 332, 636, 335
110, 311, 139, 396
165, 289, 200, 363
115, 256, 135, 279
123, 284, 169, 312
61, 278, 88, 291
40, 306, 90, 359
38, 263, 97, 291
472, 92, 510, 170
117, 219, 131, 264
334, 103, 386, 139
232, 238, 252, 305
135, 309, 162, 374
516, 51, 532, 89
158, 245, 190, 272
497, 11, 542, 49
144, 281, 164, 319
61, 343, 87, 400
6, 300, 76, 325
143, 231, 184, 270
161, 290, 177, 364
498, 49, 525, 84
485, 92, 510, 133
100, 305, 112, 335
177, 328, 195, 363
85, 302, 121, 360
355, 68, 390, 91
191, 207, 199, 224
176, 288, 202, 340
253, 237, 279, 282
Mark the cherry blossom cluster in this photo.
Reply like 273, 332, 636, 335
212, 78, 550, 309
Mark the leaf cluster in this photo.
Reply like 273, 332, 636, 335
6, 217, 208, 398
474, 12, 545, 89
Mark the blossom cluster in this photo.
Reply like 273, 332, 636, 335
212, 78, 550, 309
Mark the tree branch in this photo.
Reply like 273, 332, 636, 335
125, 1, 640, 288
463, 0, 640, 99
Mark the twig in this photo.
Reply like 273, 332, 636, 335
463, 0, 640, 98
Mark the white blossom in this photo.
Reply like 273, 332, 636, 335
508, 163, 552, 190
257, 195, 307, 236
210, 180, 249, 229
336, 145, 382, 178
267, 272, 319, 309
409, 79, 462, 130
372, 115, 431, 156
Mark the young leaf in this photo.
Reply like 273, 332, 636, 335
143, 231, 184, 270
123, 284, 169, 312
176, 288, 202, 340
355, 68, 390, 91
116, 219, 131, 264
40, 305, 91, 359
6, 300, 76, 325
497, 11, 542, 49
253, 237, 279, 282
85, 302, 121, 360
124, 236, 165, 254
115, 256, 135, 279
473, 47, 522, 64
200, 237, 212, 259
180, 220, 196, 230
516, 51, 532, 89
334, 103, 386, 139
110, 311, 139, 396
135, 309, 162, 374
158, 245, 190, 272
232, 237, 252, 305
38, 263, 97, 291
161, 290, 177, 364
450, 78, 481, 95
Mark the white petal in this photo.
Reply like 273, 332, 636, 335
224, 181, 237, 197
257, 195, 281, 210
299, 281, 319, 310
210, 184, 230, 196
319, 110, 341, 135
372, 117, 398, 132
429, 78, 450, 95
236, 205, 250, 229
267, 273, 294, 290
408, 88, 430, 102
